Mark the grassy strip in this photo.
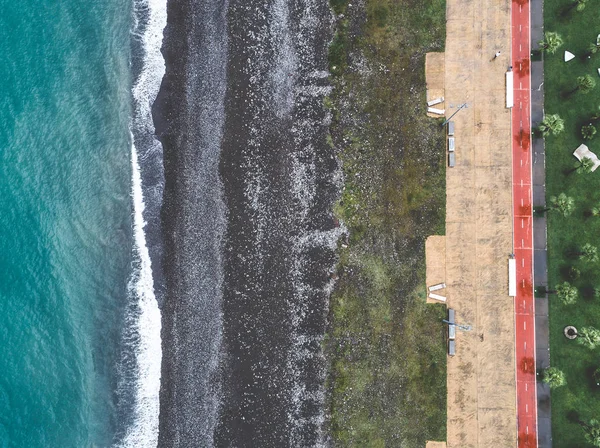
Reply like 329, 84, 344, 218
324, 0, 447, 445
543, 1, 600, 446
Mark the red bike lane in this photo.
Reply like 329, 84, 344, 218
512, 0, 538, 446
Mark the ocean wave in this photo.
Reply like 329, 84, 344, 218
115, 0, 166, 445
117, 142, 163, 448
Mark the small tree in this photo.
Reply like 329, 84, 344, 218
578, 326, 600, 349
573, 0, 589, 11
538, 114, 565, 137
539, 31, 564, 54
582, 419, 600, 447
573, 156, 595, 174
583, 124, 598, 140
590, 107, 600, 122
546, 192, 575, 216
577, 75, 597, 94
587, 43, 600, 58
592, 206, 600, 216
556, 281, 578, 305
541, 367, 566, 388
578, 243, 599, 262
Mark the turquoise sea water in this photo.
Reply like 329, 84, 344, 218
0, 0, 133, 445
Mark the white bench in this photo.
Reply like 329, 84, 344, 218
428, 292, 447, 303
428, 283, 446, 292
427, 107, 445, 115
506, 69, 514, 108
427, 97, 444, 106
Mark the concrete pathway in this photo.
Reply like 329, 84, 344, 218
530, 0, 552, 446
443, 1, 516, 445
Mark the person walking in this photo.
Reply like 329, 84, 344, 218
494, 50, 501, 59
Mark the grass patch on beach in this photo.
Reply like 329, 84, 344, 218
543, 1, 600, 446
325, 0, 447, 445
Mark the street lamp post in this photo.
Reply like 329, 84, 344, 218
442, 319, 472, 332
441, 102, 468, 127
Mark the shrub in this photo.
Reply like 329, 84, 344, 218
541, 367, 566, 388
582, 124, 597, 140
578, 326, 600, 349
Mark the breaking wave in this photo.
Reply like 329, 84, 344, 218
115, 0, 166, 446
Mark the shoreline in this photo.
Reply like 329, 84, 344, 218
153, 0, 228, 444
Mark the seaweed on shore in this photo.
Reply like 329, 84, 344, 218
324, 0, 447, 445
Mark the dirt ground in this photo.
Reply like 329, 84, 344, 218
426, 235, 446, 304
425, 0, 517, 446
425, 53, 446, 119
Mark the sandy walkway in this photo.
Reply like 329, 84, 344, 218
425, 0, 517, 446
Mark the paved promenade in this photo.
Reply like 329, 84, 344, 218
443, 0, 516, 446
425, 0, 547, 445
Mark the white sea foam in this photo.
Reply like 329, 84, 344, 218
118, 143, 163, 448
131, 0, 167, 142
117, 0, 166, 446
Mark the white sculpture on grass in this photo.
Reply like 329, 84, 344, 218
565, 51, 575, 62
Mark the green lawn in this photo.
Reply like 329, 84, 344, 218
543, 1, 600, 446
325, 0, 447, 446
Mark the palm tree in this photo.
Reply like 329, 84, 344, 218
571, 156, 596, 175
555, 281, 578, 305
577, 326, 600, 349
582, 124, 598, 140
538, 114, 565, 137
541, 367, 566, 388
574, 75, 597, 94
582, 419, 600, 447
586, 42, 600, 58
539, 31, 564, 54
592, 205, 600, 216
577, 243, 599, 262
539, 192, 574, 216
